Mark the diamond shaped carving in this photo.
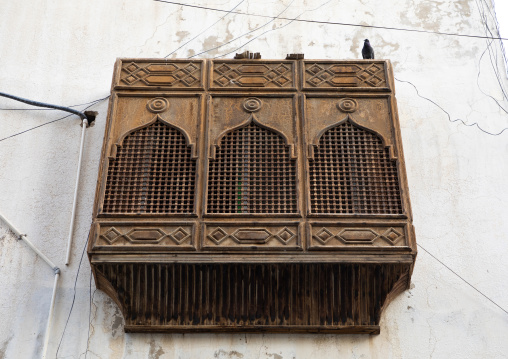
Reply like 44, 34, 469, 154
314, 228, 334, 244
275, 227, 295, 244
123, 75, 138, 85
169, 227, 191, 244
275, 64, 289, 74
215, 64, 232, 74
273, 76, 290, 86
185, 63, 198, 73
208, 228, 228, 245
381, 228, 403, 245
125, 62, 140, 73
181, 74, 198, 86
101, 227, 122, 244
307, 64, 323, 75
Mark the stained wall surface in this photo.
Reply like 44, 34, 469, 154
0, 0, 507, 358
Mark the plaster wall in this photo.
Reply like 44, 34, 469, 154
0, 0, 507, 358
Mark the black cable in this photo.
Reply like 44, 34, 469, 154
0, 96, 109, 143
164, 0, 246, 58
477, 42, 508, 115
395, 78, 508, 136
55, 229, 90, 359
0, 92, 86, 120
0, 98, 106, 111
154, 0, 508, 41
418, 244, 508, 316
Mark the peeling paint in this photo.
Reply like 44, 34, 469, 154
149, 339, 165, 359
214, 349, 244, 359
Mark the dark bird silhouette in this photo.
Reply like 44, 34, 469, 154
362, 39, 375, 59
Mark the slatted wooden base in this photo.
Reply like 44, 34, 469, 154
94, 262, 411, 333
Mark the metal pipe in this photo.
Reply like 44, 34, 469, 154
65, 118, 88, 265
0, 91, 87, 120
42, 271, 60, 359
0, 212, 61, 358
0, 212, 58, 271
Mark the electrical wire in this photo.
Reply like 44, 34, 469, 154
0, 98, 108, 111
213, 0, 333, 59
0, 92, 87, 120
395, 78, 508, 136
164, 0, 246, 58
418, 243, 508, 316
154, 0, 508, 41
188, 0, 296, 59
0, 96, 109, 143
55, 229, 90, 358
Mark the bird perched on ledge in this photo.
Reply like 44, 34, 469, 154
362, 39, 375, 59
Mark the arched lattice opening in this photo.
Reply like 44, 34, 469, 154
103, 120, 196, 214
207, 122, 297, 214
309, 119, 402, 214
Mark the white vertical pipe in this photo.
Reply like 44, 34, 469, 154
41, 271, 60, 359
65, 119, 88, 265
0, 212, 60, 359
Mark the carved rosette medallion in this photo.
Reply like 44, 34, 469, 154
243, 97, 262, 112
147, 97, 169, 113
337, 98, 358, 113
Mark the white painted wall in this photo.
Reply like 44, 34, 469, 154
1, 0, 507, 358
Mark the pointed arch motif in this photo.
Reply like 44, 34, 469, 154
210, 114, 296, 159
207, 120, 297, 214
103, 117, 196, 214
309, 117, 403, 214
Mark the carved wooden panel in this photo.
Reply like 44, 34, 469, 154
90, 58, 416, 334
203, 223, 301, 250
210, 60, 296, 90
308, 223, 409, 249
116, 59, 204, 90
93, 222, 195, 251
302, 61, 389, 90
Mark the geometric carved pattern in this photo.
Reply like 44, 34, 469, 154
103, 120, 196, 214
207, 122, 297, 214
304, 62, 386, 88
120, 61, 202, 88
98, 226, 193, 246
311, 226, 406, 248
204, 224, 300, 249
309, 119, 403, 214
212, 62, 294, 88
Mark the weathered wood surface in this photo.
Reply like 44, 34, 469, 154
89, 57, 417, 334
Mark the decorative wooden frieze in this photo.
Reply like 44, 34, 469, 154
210, 60, 296, 90
92, 222, 196, 251
303, 61, 389, 90
116, 59, 204, 90
308, 223, 409, 249
89, 58, 416, 334
203, 223, 301, 250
